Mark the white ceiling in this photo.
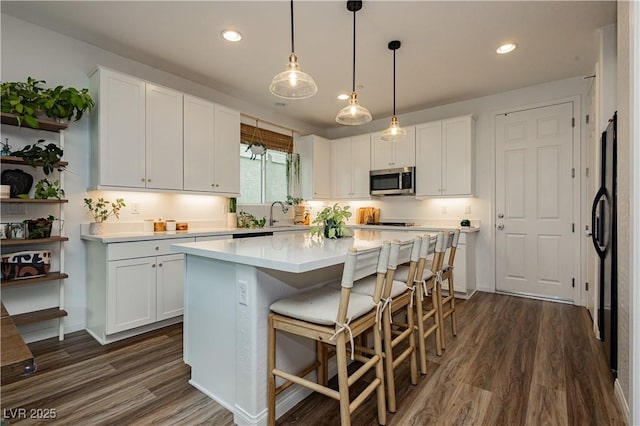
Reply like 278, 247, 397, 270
2, 1, 616, 130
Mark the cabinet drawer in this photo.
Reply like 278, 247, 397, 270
107, 237, 194, 261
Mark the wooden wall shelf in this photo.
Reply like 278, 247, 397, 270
1, 302, 35, 381
0, 198, 68, 204
12, 307, 68, 326
1, 237, 69, 248
1, 272, 68, 288
1, 112, 68, 132
0, 155, 68, 167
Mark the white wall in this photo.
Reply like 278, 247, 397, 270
1, 13, 591, 341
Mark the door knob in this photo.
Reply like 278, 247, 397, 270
497, 223, 504, 230
498, 213, 504, 219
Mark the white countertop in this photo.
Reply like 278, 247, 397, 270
171, 229, 424, 273
80, 223, 478, 244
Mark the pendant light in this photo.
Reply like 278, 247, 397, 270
335, 1, 372, 125
380, 40, 407, 141
270, 0, 318, 99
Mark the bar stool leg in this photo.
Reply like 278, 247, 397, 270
336, 333, 352, 426
373, 323, 387, 425
268, 315, 277, 426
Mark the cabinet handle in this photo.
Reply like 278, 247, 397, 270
147, 179, 151, 182
211, 183, 215, 187
158, 263, 163, 267
141, 178, 145, 182
152, 264, 156, 268
155, 246, 159, 250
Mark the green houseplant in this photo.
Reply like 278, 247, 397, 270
11, 139, 65, 175
33, 178, 65, 200
1, 77, 94, 128
24, 215, 56, 239
311, 203, 353, 239
83, 197, 126, 235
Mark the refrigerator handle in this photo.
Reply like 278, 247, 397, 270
591, 186, 607, 258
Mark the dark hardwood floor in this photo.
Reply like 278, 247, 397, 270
0, 292, 625, 425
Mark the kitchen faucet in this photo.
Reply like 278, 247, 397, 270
269, 201, 289, 226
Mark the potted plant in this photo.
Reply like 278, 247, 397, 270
245, 142, 266, 160
286, 195, 307, 225
30, 178, 65, 200
1, 77, 94, 128
41, 85, 95, 122
24, 215, 56, 239
237, 211, 266, 229
1, 77, 47, 128
11, 139, 65, 175
83, 197, 126, 235
227, 197, 238, 228
310, 203, 353, 239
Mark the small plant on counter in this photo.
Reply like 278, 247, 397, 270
83, 197, 126, 223
31, 178, 65, 200
11, 139, 65, 175
228, 197, 237, 213
237, 211, 266, 229
311, 203, 353, 239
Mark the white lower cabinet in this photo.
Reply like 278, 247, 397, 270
450, 232, 476, 298
86, 237, 194, 344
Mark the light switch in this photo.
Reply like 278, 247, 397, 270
238, 281, 248, 306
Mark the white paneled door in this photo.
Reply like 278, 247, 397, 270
495, 102, 575, 301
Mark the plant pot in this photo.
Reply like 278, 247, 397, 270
89, 222, 104, 235
24, 218, 53, 239
250, 145, 265, 156
227, 212, 238, 228
323, 219, 340, 239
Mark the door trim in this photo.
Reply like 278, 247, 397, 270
492, 96, 582, 305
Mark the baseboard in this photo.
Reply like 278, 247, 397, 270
614, 379, 630, 424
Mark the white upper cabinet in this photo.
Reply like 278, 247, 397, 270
90, 67, 146, 188
295, 134, 331, 199
90, 67, 240, 194
370, 127, 416, 170
212, 104, 240, 194
331, 134, 371, 199
183, 95, 215, 192
415, 115, 475, 197
146, 84, 183, 190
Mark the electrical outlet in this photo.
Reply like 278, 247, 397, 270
464, 204, 471, 214
131, 203, 140, 214
440, 205, 447, 214
238, 281, 248, 306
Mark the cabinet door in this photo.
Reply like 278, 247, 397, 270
415, 121, 443, 197
313, 137, 332, 199
107, 258, 156, 334
351, 134, 371, 198
331, 137, 353, 198
184, 95, 215, 192
442, 116, 474, 196
94, 68, 146, 188
392, 127, 416, 168
370, 131, 396, 169
146, 84, 183, 190
213, 104, 240, 194
156, 254, 185, 321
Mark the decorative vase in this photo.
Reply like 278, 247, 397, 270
89, 222, 103, 235
1, 169, 34, 198
227, 212, 237, 228
323, 219, 340, 239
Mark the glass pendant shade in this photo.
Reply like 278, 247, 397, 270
336, 92, 372, 125
270, 53, 318, 99
381, 116, 407, 141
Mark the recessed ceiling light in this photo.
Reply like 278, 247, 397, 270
337, 94, 349, 100
496, 42, 517, 54
221, 30, 242, 42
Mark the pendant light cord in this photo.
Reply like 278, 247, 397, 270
352, 8, 356, 92
290, 0, 295, 53
392, 48, 396, 115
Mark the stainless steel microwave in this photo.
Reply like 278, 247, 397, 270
370, 167, 415, 196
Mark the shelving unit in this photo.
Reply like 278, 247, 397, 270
1, 113, 68, 346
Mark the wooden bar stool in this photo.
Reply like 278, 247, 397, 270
411, 232, 447, 374
350, 236, 419, 413
436, 229, 460, 350
268, 242, 391, 426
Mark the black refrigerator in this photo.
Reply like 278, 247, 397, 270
591, 111, 617, 380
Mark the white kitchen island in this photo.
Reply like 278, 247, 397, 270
171, 229, 422, 426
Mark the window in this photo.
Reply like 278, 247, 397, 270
238, 122, 297, 204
